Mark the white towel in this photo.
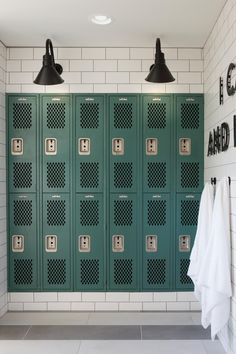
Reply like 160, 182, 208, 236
198, 177, 231, 339
187, 182, 214, 302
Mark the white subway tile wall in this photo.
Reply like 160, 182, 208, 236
0, 40, 6, 318
6, 46, 204, 93
7, 291, 199, 312
4, 45, 203, 315
204, 0, 236, 353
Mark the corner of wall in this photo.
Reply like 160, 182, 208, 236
0, 40, 7, 317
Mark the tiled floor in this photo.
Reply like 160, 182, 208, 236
0, 312, 226, 354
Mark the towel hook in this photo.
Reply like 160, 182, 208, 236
211, 177, 216, 185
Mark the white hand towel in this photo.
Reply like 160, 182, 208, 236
187, 182, 214, 301
198, 177, 231, 339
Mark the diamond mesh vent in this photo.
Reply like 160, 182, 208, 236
147, 200, 166, 226
114, 162, 133, 189
114, 200, 133, 226
181, 103, 200, 129
181, 200, 199, 226
47, 259, 66, 285
181, 162, 200, 188
13, 200, 32, 226
114, 259, 133, 285
13, 103, 32, 129
80, 200, 99, 226
147, 103, 167, 129
147, 259, 166, 285
46, 162, 66, 188
147, 162, 167, 188
14, 259, 33, 285
80, 259, 99, 285
80, 103, 99, 129
180, 259, 192, 285
47, 200, 66, 226
80, 162, 99, 188
47, 103, 66, 129
13, 162, 32, 188
114, 103, 133, 129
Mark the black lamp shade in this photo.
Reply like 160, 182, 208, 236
34, 39, 64, 85
145, 38, 175, 83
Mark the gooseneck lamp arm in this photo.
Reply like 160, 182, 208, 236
145, 37, 175, 83
34, 38, 64, 85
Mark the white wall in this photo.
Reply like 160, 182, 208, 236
6, 46, 203, 94
5, 45, 203, 313
204, 0, 236, 352
0, 41, 7, 317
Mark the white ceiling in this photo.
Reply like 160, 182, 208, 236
0, 0, 226, 47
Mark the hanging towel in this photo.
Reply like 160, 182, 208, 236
187, 182, 214, 302
198, 177, 231, 340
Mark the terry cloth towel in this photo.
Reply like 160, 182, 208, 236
187, 182, 214, 301
198, 177, 231, 340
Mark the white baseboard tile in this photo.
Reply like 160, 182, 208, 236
166, 302, 190, 311
71, 302, 95, 311
47, 302, 71, 311
95, 302, 119, 311
142, 302, 167, 311
23, 302, 47, 311
8, 302, 23, 311
119, 302, 142, 311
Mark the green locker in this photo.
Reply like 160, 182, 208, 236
142, 194, 171, 290
42, 194, 71, 290
109, 95, 138, 193
75, 194, 105, 290
175, 193, 200, 290
8, 194, 38, 291
41, 95, 71, 193
75, 95, 105, 193
108, 194, 138, 291
142, 95, 172, 193
176, 95, 204, 193
8, 95, 38, 193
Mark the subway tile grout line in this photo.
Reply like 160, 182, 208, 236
22, 325, 31, 340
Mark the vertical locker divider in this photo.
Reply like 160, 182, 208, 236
108, 94, 139, 291
41, 95, 71, 291
142, 94, 173, 291
7, 94, 39, 291
171, 94, 176, 291
72, 94, 76, 290
175, 94, 204, 290
75, 94, 105, 291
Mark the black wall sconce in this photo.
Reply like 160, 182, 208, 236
34, 39, 64, 85
145, 38, 175, 83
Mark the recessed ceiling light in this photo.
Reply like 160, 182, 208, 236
90, 15, 112, 25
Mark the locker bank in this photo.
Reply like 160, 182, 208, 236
0, 0, 234, 353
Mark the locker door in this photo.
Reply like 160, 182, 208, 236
109, 95, 138, 193
75, 194, 105, 290
109, 194, 138, 291
42, 96, 71, 193
176, 194, 200, 290
8, 95, 38, 193
8, 194, 38, 291
42, 194, 71, 290
142, 95, 172, 193
142, 194, 171, 290
176, 96, 203, 193
75, 95, 105, 193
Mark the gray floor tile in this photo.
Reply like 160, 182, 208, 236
0, 325, 30, 340
25, 325, 141, 340
0, 340, 81, 354
141, 325, 211, 340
